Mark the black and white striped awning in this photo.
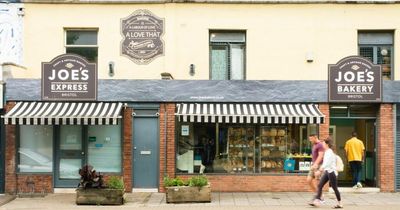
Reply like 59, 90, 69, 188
4, 102, 123, 125
176, 103, 325, 124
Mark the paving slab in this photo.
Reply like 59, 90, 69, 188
1, 191, 400, 210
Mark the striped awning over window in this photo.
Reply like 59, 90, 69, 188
176, 103, 325, 124
4, 102, 123, 125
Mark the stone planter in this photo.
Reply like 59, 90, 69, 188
76, 188, 124, 205
165, 184, 211, 203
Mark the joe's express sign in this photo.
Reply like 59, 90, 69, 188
328, 56, 381, 102
42, 54, 97, 101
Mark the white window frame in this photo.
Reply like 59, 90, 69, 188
64, 28, 99, 62
209, 31, 246, 80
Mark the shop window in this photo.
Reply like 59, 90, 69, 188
65, 29, 98, 62
19, 126, 53, 173
176, 122, 318, 174
87, 123, 122, 173
358, 32, 393, 80
210, 32, 245, 80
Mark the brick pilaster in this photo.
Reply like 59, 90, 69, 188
318, 103, 330, 140
123, 107, 133, 192
5, 102, 16, 194
159, 103, 175, 192
378, 104, 394, 192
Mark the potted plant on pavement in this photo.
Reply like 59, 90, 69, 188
76, 165, 125, 205
164, 175, 211, 203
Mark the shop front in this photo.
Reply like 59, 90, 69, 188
175, 103, 324, 174
3, 101, 124, 192
3, 78, 398, 193
174, 103, 328, 191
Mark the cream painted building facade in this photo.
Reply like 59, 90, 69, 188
13, 1, 400, 80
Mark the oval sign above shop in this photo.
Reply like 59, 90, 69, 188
121, 10, 165, 65
328, 56, 382, 102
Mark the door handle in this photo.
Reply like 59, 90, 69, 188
81, 151, 85, 155
134, 147, 137, 150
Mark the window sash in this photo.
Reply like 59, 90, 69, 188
211, 44, 229, 80
210, 42, 245, 80
230, 44, 245, 80
359, 45, 393, 80
65, 30, 98, 46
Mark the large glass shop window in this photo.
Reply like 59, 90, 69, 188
88, 123, 122, 173
176, 123, 318, 174
19, 126, 54, 172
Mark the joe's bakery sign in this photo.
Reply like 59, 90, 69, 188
42, 54, 97, 101
328, 56, 381, 102
121, 10, 165, 64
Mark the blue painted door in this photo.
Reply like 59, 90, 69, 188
133, 112, 159, 188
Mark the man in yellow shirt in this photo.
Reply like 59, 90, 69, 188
344, 132, 365, 189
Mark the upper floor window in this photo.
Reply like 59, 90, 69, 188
358, 32, 393, 80
65, 29, 98, 62
210, 32, 246, 80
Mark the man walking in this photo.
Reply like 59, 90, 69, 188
344, 131, 365, 188
307, 133, 324, 194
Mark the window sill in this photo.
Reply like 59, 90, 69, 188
16, 172, 53, 175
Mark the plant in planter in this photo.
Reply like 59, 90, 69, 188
164, 175, 211, 203
76, 165, 125, 205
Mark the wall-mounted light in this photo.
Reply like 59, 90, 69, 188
108, 61, 115, 77
189, 64, 195, 76
17, 7, 25, 17
306, 52, 314, 63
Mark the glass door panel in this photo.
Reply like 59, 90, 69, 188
59, 126, 83, 180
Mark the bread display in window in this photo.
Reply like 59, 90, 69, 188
227, 126, 255, 173
259, 126, 287, 172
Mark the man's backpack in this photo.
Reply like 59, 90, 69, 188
336, 155, 344, 172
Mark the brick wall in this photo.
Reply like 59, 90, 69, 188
4, 102, 54, 194
159, 103, 176, 192
177, 175, 312, 192
123, 107, 133, 192
16, 175, 52, 193
5, 102, 17, 194
378, 104, 394, 192
318, 103, 330, 141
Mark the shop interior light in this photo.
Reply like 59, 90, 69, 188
330, 106, 348, 109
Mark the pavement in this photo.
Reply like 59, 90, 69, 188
1, 191, 400, 210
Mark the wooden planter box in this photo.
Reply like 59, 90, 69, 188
76, 188, 124, 205
166, 185, 211, 203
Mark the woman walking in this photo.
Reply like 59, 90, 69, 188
311, 138, 343, 209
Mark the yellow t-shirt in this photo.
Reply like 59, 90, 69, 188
344, 137, 365, 162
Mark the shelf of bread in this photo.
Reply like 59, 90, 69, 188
260, 159, 284, 170
259, 126, 287, 172
227, 126, 256, 173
